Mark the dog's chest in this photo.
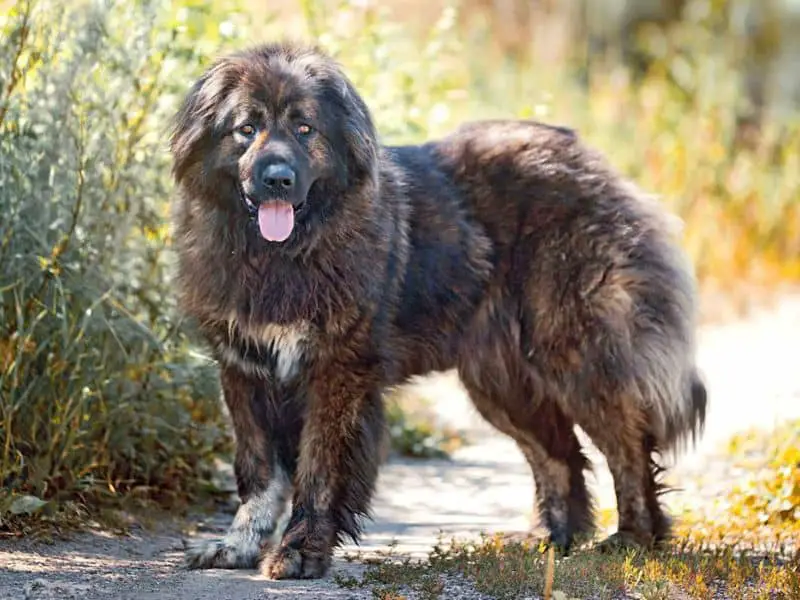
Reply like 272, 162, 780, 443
214, 317, 310, 382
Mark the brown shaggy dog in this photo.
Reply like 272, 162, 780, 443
169, 42, 706, 580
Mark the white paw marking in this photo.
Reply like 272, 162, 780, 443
184, 469, 291, 570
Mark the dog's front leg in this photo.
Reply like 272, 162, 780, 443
185, 364, 301, 570
262, 354, 384, 580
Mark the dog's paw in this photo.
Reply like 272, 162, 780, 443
261, 545, 331, 580
183, 537, 260, 570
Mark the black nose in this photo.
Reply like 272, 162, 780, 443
261, 163, 296, 191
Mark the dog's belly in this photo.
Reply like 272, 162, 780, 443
211, 318, 309, 382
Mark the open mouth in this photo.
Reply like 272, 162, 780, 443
238, 183, 307, 243
256, 200, 294, 242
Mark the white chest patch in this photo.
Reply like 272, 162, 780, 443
221, 314, 310, 382
260, 323, 307, 381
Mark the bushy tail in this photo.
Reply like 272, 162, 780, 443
659, 368, 707, 455
689, 372, 708, 440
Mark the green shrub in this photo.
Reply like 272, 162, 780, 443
297, 0, 469, 144
0, 0, 249, 526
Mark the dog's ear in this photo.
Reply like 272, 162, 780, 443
339, 77, 378, 183
170, 60, 239, 182
294, 46, 379, 184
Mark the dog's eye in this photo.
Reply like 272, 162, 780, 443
296, 123, 313, 136
237, 124, 256, 137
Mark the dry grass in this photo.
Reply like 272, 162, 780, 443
336, 421, 800, 599
337, 531, 798, 599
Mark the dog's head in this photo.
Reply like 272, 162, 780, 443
170, 42, 378, 251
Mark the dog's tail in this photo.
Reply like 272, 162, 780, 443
625, 194, 708, 456
632, 315, 708, 456
662, 368, 707, 452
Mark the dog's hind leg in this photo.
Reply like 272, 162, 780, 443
461, 381, 595, 551
570, 395, 670, 550
521, 402, 595, 550
184, 365, 301, 569
457, 300, 595, 552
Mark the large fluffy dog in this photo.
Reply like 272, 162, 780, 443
170, 42, 706, 580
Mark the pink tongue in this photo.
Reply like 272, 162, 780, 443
257, 201, 295, 242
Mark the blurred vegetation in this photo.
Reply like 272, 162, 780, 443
286, 0, 800, 295
1, 0, 798, 535
385, 386, 467, 460
724, 420, 800, 533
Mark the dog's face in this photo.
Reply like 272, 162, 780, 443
170, 44, 378, 252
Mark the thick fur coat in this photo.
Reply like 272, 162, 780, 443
170, 42, 707, 579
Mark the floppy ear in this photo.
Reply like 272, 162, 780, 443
170, 60, 238, 182
291, 46, 379, 183
339, 76, 379, 183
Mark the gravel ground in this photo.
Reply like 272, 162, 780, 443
2, 294, 799, 600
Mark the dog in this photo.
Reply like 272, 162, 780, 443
169, 41, 706, 580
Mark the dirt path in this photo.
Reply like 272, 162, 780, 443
2, 295, 799, 600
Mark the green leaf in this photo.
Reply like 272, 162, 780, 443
9, 495, 49, 515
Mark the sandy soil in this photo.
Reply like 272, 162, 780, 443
2, 294, 799, 600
